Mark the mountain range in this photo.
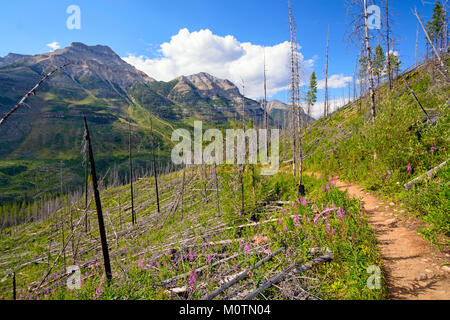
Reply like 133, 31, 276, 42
0, 42, 313, 203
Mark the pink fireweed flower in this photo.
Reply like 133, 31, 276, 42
292, 202, 297, 209
138, 259, 144, 269
337, 208, 346, 219
431, 146, 436, 152
326, 184, 330, 192
207, 255, 212, 263
283, 225, 288, 232
301, 198, 307, 206
188, 270, 197, 289
277, 217, 282, 224
188, 252, 194, 261
293, 215, 300, 227
407, 165, 412, 174
296, 198, 300, 204
244, 244, 250, 255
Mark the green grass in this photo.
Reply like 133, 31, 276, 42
0, 164, 385, 300
303, 60, 449, 249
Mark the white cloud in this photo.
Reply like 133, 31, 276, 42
318, 74, 353, 89
310, 97, 355, 119
122, 28, 313, 99
46, 42, 60, 51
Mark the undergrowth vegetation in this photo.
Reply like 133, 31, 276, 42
0, 165, 385, 300
303, 60, 449, 248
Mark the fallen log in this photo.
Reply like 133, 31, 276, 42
201, 247, 285, 300
404, 160, 448, 190
243, 252, 333, 300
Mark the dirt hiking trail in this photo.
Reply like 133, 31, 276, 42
309, 172, 450, 300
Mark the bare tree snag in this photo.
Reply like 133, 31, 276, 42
0, 62, 70, 127
128, 116, 136, 225
386, 0, 393, 90
324, 26, 330, 117
263, 50, 269, 159
363, 0, 377, 122
289, 2, 297, 177
149, 116, 161, 214
13, 272, 16, 300
83, 116, 112, 283
214, 163, 221, 217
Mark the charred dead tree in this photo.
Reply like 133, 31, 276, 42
324, 26, 330, 117
83, 116, 112, 283
363, 0, 377, 122
12, 272, 16, 300
263, 51, 269, 159
128, 116, 136, 225
59, 163, 66, 269
289, 2, 297, 177
149, 116, 161, 214
0, 62, 71, 127
385, 0, 393, 90
84, 147, 89, 233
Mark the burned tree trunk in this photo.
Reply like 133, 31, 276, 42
83, 117, 112, 283
386, 0, 393, 90
324, 26, 330, 117
363, 0, 377, 122
149, 116, 160, 214
128, 118, 136, 225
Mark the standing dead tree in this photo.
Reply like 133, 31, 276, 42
128, 115, 136, 225
324, 26, 330, 118
149, 116, 161, 214
385, 0, 393, 90
346, 0, 378, 123
263, 50, 269, 159
363, 0, 377, 122
289, 2, 297, 177
83, 117, 112, 282
0, 62, 71, 127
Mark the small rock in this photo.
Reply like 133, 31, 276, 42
400, 210, 405, 214
425, 269, 432, 273
421, 259, 429, 263
442, 266, 450, 272
418, 273, 428, 280
390, 202, 395, 206
385, 218, 397, 225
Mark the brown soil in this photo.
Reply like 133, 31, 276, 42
328, 176, 450, 300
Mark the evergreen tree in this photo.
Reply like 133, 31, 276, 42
373, 45, 386, 87
388, 53, 401, 78
306, 72, 318, 117
426, 0, 446, 55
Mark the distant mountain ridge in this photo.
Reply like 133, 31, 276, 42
0, 42, 286, 203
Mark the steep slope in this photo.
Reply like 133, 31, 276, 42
0, 43, 276, 203
303, 57, 449, 249
265, 99, 314, 128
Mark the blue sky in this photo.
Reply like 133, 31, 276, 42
0, 0, 444, 117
